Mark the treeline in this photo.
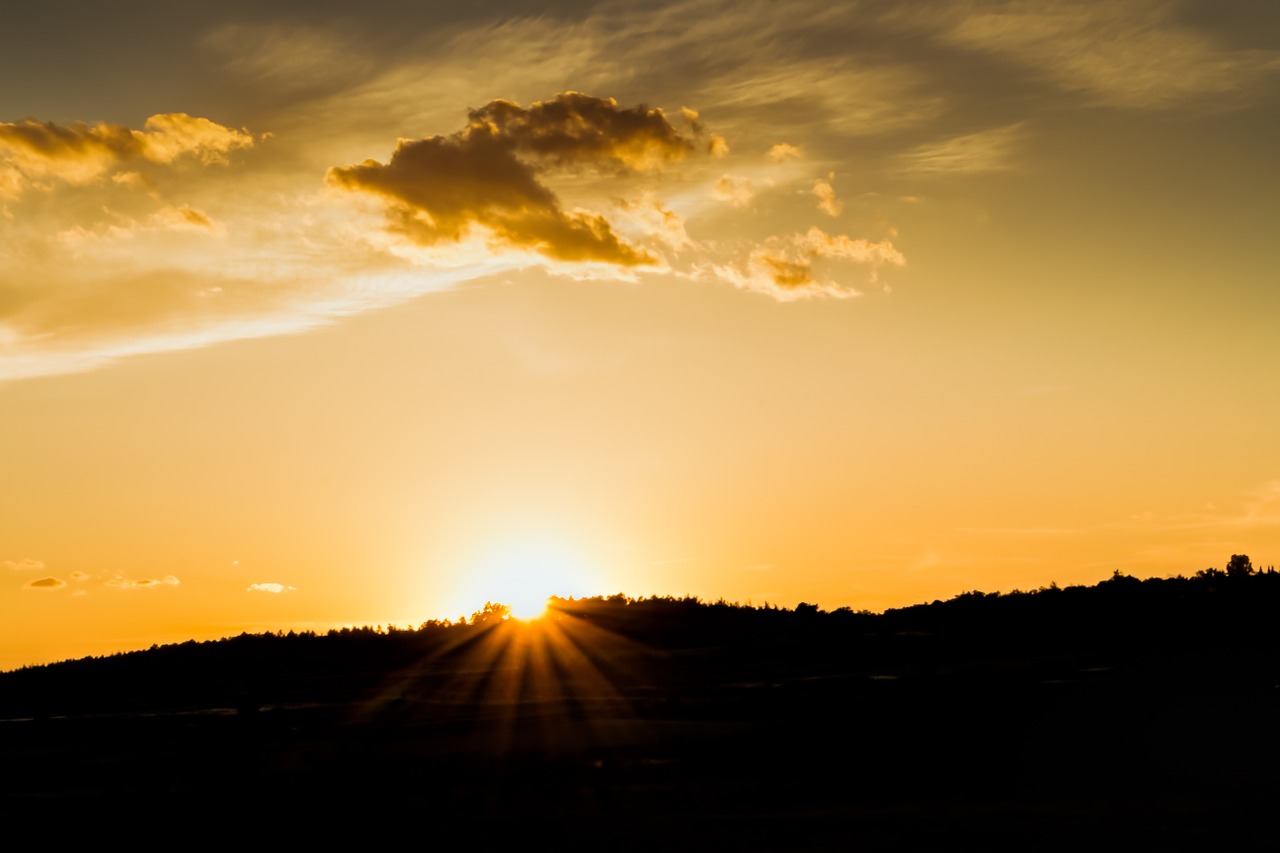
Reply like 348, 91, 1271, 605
2, 555, 1277, 719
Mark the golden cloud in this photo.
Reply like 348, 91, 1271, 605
0, 113, 252, 195
150, 205, 217, 231
768, 143, 801, 163
105, 574, 180, 589
813, 175, 842, 216
714, 175, 755, 208
134, 113, 254, 165
705, 226, 904, 301
328, 92, 700, 266
247, 582, 297, 593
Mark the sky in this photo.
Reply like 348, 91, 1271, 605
3, 0, 1279, 668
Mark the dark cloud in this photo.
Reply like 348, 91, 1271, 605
328, 92, 699, 266
26, 576, 65, 590
468, 91, 694, 169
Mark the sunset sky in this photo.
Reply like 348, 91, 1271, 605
3, 0, 1279, 668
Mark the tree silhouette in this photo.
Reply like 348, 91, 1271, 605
470, 601, 512, 625
1226, 554, 1254, 578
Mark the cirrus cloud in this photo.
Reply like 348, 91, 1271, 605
936, 1, 1280, 111
896, 122, 1026, 175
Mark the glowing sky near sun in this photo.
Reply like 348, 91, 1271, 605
2, 0, 1279, 668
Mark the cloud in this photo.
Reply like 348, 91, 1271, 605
0, 113, 252, 196
329, 92, 700, 267
5, 558, 44, 571
937, 1, 1280, 111
896, 123, 1025, 175
69, 571, 91, 583
714, 175, 755, 207
704, 226, 904, 300
8, 4, 1029, 384
1140, 479, 1280, 533
26, 577, 65, 590
0, 113, 456, 384
132, 113, 254, 165
150, 205, 216, 232
768, 143, 801, 163
105, 574, 180, 589
203, 23, 379, 98
247, 582, 297, 594
813, 175, 842, 216
610, 194, 694, 253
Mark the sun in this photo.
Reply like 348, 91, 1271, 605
456, 541, 588, 623
506, 591, 551, 622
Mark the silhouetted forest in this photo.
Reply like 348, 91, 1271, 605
2, 556, 1277, 848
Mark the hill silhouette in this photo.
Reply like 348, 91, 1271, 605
2, 558, 1277, 848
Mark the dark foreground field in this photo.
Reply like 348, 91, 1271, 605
3, 568, 1278, 848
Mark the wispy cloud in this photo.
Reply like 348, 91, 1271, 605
714, 175, 756, 207
5, 558, 44, 571
105, 574, 180, 589
203, 23, 380, 99
937, 1, 1280, 111
896, 123, 1025, 175
959, 479, 1280, 540
812, 174, 842, 216
1127, 479, 1280, 533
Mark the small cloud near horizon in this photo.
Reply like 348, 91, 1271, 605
247, 582, 297, 594
106, 574, 180, 589
26, 577, 66, 590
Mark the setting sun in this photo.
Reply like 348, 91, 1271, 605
452, 542, 588, 623
507, 594, 550, 622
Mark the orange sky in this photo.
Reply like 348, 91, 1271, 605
3, 1, 1279, 669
